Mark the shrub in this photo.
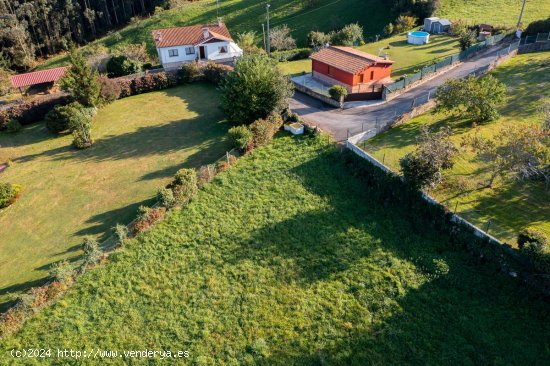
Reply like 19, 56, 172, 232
98, 76, 121, 104
49, 260, 75, 284
178, 62, 203, 84
287, 112, 300, 123
228, 125, 253, 151
45, 104, 76, 133
106, 55, 142, 77
0, 183, 22, 208
269, 25, 296, 51
5, 119, 22, 133
157, 187, 176, 208
524, 16, 550, 36
266, 113, 284, 129
81, 236, 102, 267
518, 228, 550, 273
68, 104, 96, 149
172, 168, 198, 205
459, 29, 477, 51
203, 62, 232, 85
518, 227, 548, 250
250, 118, 277, 147
383, 23, 394, 36
328, 85, 348, 101
133, 206, 166, 234
220, 55, 293, 124
113, 224, 129, 244
394, 15, 418, 33
400, 152, 441, 189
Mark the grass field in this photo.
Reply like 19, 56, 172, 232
437, 0, 550, 27
1, 134, 548, 364
37, 0, 391, 70
363, 51, 550, 244
278, 32, 461, 77
0, 83, 230, 310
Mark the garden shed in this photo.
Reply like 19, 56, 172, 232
423, 17, 452, 34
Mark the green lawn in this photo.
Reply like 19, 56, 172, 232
437, 0, 550, 27
37, 0, 391, 70
1, 134, 549, 364
0, 83, 230, 310
279, 32, 461, 77
363, 52, 550, 245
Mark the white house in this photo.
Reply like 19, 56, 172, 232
423, 17, 452, 34
152, 18, 243, 70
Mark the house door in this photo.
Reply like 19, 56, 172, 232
434, 23, 440, 34
199, 46, 206, 59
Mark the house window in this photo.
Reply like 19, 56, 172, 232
328, 66, 333, 76
185, 47, 195, 55
370, 70, 374, 80
168, 49, 179, 57
219, 46, 228, 54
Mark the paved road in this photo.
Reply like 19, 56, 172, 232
290, 43, 511, 141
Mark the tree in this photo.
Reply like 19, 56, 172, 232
328, 85, 348, 103
106, 55, 142, 77
269, 25, 296, 51
435, 75, 507, 123
462, 124, 550, 188
220, 55, 294, 124
394, 15, 417, 33
331, 23, 364, 46
60, 47, 101, 107
383, 23, 394, 36
236, 31, 264, 55
459, 29, 477, 50
400, 126, 457, 189
307, 30, 329, 48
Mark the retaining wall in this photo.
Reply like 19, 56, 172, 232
292, 80, 341, 108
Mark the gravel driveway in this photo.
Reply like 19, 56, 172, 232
290, 43, 512, 141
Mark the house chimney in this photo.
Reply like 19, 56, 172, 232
202, 27, 210, 39
217, 17, 222, 27
155, 31, 162, 42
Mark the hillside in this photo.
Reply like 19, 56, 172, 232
1, 135, 549, 364
37, 0, 391, 70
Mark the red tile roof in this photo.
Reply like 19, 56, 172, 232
10, 67, 68, 88
310, 46, 394, 74
152, 23, 233, 48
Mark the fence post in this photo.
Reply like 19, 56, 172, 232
226, 151, 230, 164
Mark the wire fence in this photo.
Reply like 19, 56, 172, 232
519, 32, 550, 45
385, 32, 508, 94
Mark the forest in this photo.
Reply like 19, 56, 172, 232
0, 0, 167, 70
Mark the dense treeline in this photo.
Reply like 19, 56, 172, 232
0, 0, 166, 70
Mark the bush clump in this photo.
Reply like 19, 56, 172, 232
106, 55, 142, 78
5, 119, 22, 133
518, 227, 550, 273
328, 85, 348, 102
269, 48, 312, 62
203, 62, 232, 85
171, 168, 198, 205
228, 125, 253, 152
178, 62, 203, 84
66, 103, 96, 149
0, 182, 22, 208
133, 206, 166, 234
81, 236, 102, 267
45, 104, 75, 134
49, 260, 75, 284
250, 118, 278, 148
98, 76, 121, 104
157, 187, 176, 208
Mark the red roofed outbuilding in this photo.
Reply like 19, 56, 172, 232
10, 67, 68, 92
310, 46, 393, 93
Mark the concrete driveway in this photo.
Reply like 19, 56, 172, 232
290, 43, 512, 141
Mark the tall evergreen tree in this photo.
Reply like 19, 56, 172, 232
61, 46, 100, 107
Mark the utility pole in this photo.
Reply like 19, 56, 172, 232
266, 3, 271, 55
516, 0, 527, 30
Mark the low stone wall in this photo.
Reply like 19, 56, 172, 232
292, 80, 341, 108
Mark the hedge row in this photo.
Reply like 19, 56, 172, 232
341, 150, 550, 293
269, 48, 312, 62
0, 94, 70, 130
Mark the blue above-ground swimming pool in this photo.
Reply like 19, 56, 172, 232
408, 31, 430, 45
